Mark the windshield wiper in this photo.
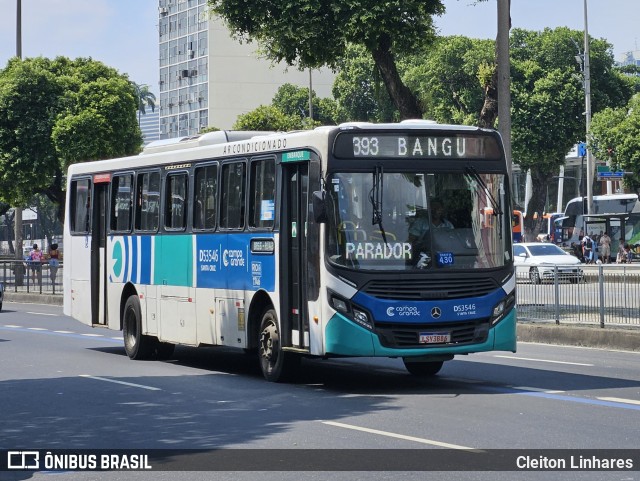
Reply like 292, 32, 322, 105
465, 165, 502, 216
370, 165, 388, 244
465, 165, 503, 240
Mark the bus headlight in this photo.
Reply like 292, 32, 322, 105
491, 293, 515, 325
328, 290, 374, 331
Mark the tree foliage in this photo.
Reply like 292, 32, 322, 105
0, 56, 142, 215
232, 105, 302, 131
508, 27, 633, 240
590, 93, 640, 192
332, 44, 396, 122
272, 83, 347, 125
233, 84, 346, 131
208, 0, 444, 119
403, 36, 495, 125
133, 83, 157, 126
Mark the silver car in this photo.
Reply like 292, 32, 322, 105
514, 242, 584, 284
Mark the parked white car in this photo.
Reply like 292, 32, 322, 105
513, 242, 584, 284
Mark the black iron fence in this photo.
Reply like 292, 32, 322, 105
0, 259, 63, 295
516, 264, 640, 327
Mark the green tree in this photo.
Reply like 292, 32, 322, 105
590, 93, 640, 192
403, 36, 495, 125
232, 105, 302, 131
508, 28, 633, 240
208, 0, 444, 120
0, 56, 142, 218
133, 83, 156, 126
272, 83, 346, 125
332, 44, 396, 122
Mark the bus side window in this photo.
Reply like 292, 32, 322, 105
220, 161, 246, 229
249, 157, 275, 229
135, 170, 160, 232
193, 164, 217, 230
110, 173, 133, 233
70, 178, 92, 234
164, 172, 188, 231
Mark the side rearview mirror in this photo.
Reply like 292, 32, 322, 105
312, 191, 328, 223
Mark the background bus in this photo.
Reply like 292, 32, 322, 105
63, 122, 516, 382
557, 193, 639, 246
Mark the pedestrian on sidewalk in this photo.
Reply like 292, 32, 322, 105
599, 232, 611, 263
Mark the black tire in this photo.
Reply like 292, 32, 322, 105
258, 308, 300, 382
529, 267, 541, 284
123, 295, 154, 360
403, 359, 444, 376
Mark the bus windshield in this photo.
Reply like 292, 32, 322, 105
326, 171, 509, 271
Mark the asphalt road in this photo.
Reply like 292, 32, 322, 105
1, 302, 640, 481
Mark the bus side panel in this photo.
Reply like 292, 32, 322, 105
67, 235, 93, 325
155, 235, 197, 345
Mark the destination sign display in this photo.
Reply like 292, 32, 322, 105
333, 133, 502, 160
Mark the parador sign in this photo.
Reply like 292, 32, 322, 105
222, 138, 287, 155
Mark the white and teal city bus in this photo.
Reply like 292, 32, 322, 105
63, 121, 516, 382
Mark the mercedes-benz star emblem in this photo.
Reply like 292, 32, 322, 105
431, 307, 442, 319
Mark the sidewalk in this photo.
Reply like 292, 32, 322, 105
4, 292, 638, 352
518, 322, 640, 352
5, 291, 63, 306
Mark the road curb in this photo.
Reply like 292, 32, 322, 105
4, 291, 63, 306
518, 322, 640, 352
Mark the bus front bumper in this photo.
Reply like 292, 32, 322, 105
324, 310, 517, 358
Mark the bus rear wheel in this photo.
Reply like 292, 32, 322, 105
123, 295, 154, 360
403, 359, 444, 377
258, 308, 299, 382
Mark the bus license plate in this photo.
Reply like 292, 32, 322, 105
419, 332, 451, 344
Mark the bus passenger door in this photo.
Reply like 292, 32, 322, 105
91, 182, 109, 325
280, 163, 310, 351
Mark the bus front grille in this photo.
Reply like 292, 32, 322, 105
374, 320, 490, 348
362, 278, 498, 300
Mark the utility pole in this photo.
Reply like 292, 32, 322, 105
15, 0, 24, 273
497, 0, 512, 184
13, 0, 25, 286
583, 0, 594, 215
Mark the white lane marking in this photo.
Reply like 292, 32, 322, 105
27, 327, 48, 331
53, 330, 74, 334
322, 421, 478, 451
79, 375, 161, 391
111, 337, 122, 340
597, 397, 640, 406
494, 355, 593, 366
512, 386, 565, 394
5, 325, 23, 328
81, 333, 104, 337
26, 312, 58, 316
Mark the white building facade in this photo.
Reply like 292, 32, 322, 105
158, 0, 335, 138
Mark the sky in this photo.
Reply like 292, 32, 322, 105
0, 0, 639, 96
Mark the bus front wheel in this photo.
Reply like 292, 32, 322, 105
258, 308, 299, 382
123, 295, 154, 360
403, 359, 444, 376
